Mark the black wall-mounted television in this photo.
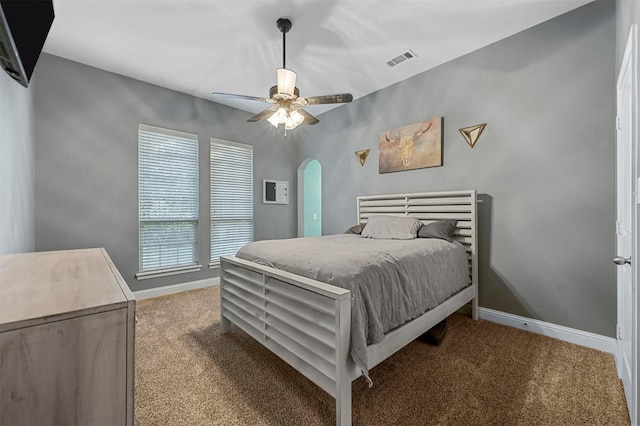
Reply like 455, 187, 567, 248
0, 0, 55, 88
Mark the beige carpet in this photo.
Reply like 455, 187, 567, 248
135, 286, 629, 425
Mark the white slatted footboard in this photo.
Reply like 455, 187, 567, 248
219, 256, 354, 424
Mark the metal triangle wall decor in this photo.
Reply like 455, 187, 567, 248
459, 123, 487, 148
355, 149, 370, 166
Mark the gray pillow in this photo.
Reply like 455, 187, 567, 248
361, 215, 422, 240
417, 220, 457, 242
344, 223, 367, 235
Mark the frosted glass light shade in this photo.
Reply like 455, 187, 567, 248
277, 68, 297, 96
267, 107, 288, 128
267, 114, 280, 128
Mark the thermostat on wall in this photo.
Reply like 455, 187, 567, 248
263, 179, 288, 204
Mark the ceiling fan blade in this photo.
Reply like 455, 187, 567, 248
212, 92, 273, 103
295, 93, 353, 106
296, 108, 320, 125
247, 106, 279, 123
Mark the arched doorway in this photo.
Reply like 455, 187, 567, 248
297, 158, 322, 237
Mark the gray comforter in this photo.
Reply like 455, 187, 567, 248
235, 234, 470, 383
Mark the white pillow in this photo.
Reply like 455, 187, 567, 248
361, 215, 422, 240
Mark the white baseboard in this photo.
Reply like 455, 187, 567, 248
133, 283, 616, 354
479, 307, 616, 354
133, 277, 219, 300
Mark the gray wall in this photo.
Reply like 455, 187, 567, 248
33, 54, 299, 291
0, 71, 35, 255
296, 1, 616, 337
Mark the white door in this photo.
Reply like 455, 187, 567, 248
616, 25, 637, 425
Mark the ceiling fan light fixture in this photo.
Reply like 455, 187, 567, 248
267, 106, 305, 130
276, 68, 297, 97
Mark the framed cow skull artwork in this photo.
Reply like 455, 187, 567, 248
378, 117, 443, 174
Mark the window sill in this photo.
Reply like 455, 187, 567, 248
136, 264, 203, 280
208, 262, 220, 270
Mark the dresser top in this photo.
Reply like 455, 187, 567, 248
0, 248, 134, 332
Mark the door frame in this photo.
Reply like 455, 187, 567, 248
616, 24, 638, 426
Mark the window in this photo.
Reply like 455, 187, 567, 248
210, 138, 253, 267
137, 124, 200, 278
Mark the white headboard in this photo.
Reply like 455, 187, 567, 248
357, 190, 478, 283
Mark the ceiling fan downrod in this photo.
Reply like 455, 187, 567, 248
277, 18, 292, 69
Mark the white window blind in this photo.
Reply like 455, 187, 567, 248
210, 139, 253, 266
139, 124, 199, 272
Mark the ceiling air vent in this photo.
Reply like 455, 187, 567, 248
386, 50, 417, 67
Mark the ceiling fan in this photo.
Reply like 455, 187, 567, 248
212, 18, 353, 130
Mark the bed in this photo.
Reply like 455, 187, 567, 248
219, 190, 478, 426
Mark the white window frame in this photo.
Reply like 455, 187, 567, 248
136, 124, 202, 279
209, 138, 254, 268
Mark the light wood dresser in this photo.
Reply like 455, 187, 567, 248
0, 248, 135, 426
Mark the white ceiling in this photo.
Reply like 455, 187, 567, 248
42, 0, 594, 117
